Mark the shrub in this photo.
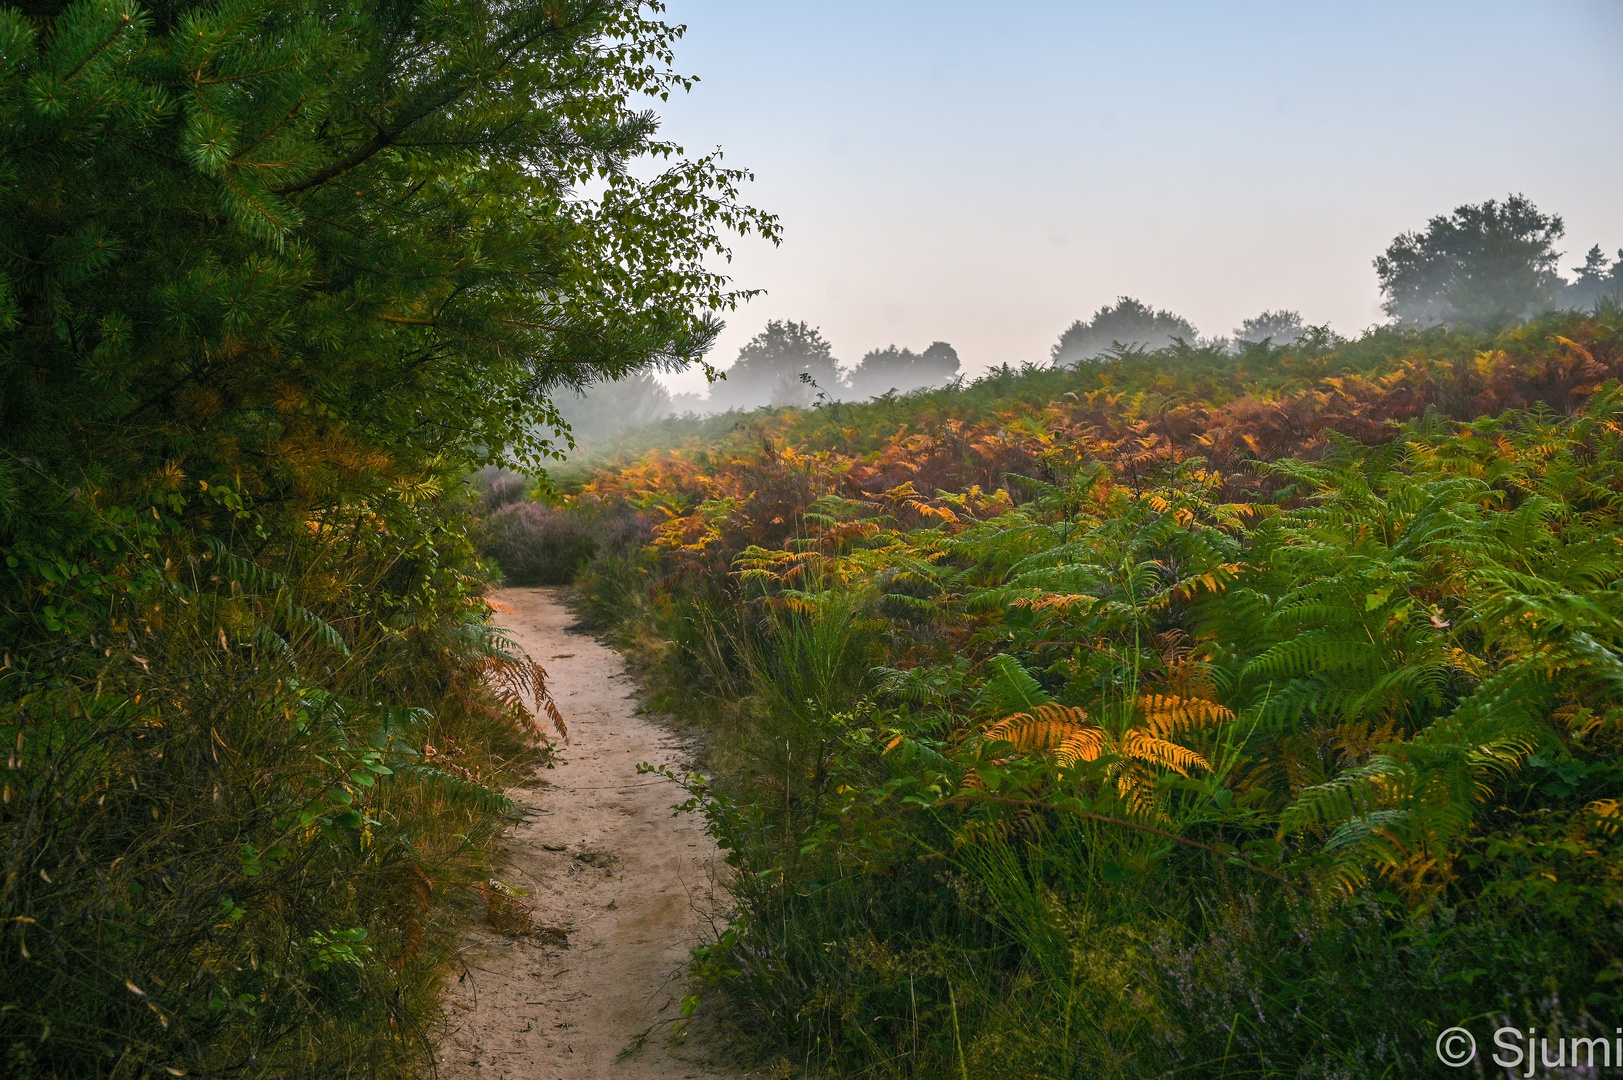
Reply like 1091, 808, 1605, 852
480, 472, 532, 513
0, 494, 546, 1079
479, 500, 652, 587
480, 503, 598, 585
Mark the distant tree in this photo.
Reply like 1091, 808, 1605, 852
1561, 245, 1623, 311
1233, 310, 1305, 346
845, 341, 961, 398
553, 371, 674, 445
1051, 297, 1198, 366
1375, 194, 1566, 328
710, 320, 842, 410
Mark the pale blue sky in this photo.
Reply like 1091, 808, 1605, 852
648, 1, 1623, 392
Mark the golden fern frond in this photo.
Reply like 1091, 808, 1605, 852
1110, 761, 1163, 819
1588, 798, 1622, 835
1157, 649, 1219, 699
1138, 694, 1234, 738
984, 704, 1088, 746
1325, 860, 1371, 898
1009, 593, 1097, 612
384, 864, 433, 971
983, 704, 1104, 766
543, 696, 568, 744
1051, 725, 1106, 767
1120, 729, 1210, 776
957, 770, 988, 795
484, 650, 568, 745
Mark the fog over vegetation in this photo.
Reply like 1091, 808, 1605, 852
557, 193, 1623, 452
554, 319, 966, 448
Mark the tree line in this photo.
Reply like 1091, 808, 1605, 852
1056, 194, 1619, 364
561, 192, 1619, 443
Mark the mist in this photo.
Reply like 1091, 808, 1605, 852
651, 0, 1622, 397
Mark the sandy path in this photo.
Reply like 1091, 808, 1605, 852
436, 587, 744, 1079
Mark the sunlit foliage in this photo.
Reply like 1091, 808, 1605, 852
566, 308, 1623, 1077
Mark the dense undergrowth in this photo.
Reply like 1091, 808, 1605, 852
0, 0, 768, 1075
2, 481, 558, 1079
526, 309, 1623, 1078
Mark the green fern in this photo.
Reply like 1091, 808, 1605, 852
975, 654, 1052, 715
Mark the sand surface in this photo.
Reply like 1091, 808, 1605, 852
436, 587, 745, 1079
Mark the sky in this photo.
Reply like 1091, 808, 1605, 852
646, 0, 1623, 396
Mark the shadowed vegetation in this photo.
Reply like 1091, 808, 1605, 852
0, 0, 770, 1074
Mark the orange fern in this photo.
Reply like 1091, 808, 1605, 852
1119, 728, 1209, 776
972, 697, 1219, 816
483, 650, 568, 744
1136, 693, 1233, 740
1009, 594, 1097, 612
983, 704, 1104, 767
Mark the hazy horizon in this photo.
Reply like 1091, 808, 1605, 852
646, 0, 1623, 397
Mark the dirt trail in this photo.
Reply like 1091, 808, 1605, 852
437, 587, 744, 1079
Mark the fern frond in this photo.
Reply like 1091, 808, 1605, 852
1279, 756, 1403, 834
1008, 593, 1097, 612
872, 661, 965, 705
478, 638, 568, 744
1100, 760, 1153, 818
983, 704, 1103, 766
202, 536, 287, 593
1119, 729, 1210, 776
253, 624, 294, 662
976, 654, 1053, 714
279, 596, 349, 655
1137, 693, 1233, 738
1243, 631, 1378, 681
1588, 798, 1623, 835
1323, 809, 1411, 857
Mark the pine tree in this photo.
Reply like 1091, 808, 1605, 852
0, 2, 774, 1072
0, 0, 776, 596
